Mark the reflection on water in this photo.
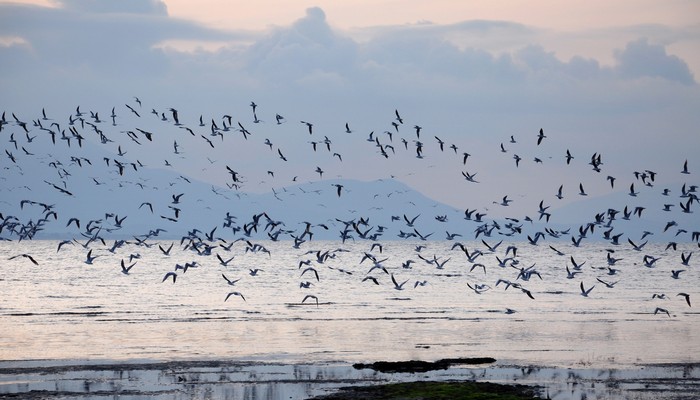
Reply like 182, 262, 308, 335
0, 240, 698, 398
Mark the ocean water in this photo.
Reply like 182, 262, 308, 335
1, 239, 697, 368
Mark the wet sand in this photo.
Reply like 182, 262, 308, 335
1, 359, 699, 399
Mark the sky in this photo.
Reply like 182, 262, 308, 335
1, 0, 699, 224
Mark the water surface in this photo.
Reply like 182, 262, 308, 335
1, 240, 698, 398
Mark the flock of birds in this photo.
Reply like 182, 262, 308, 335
1, 97, 698, 317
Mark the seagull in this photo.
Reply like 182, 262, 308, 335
391, 273, 409, 290
461, 171, 479, 183
671, 269, 685, 279
536, 128, 546, 145
497, 196, 513, 206
643, 255, 660, 268
84, 250, 99, 265
470, 263, 486, 274
467, 282, 491, 294
520, 287, 535, 300
606, 176, 616, 188
628, 239, 647, 251
607, 252, 622, 265
139, 202, 154, 213
301, 267, 320, 282
462, 152, 471, 165
216, 254, 235, 266
629, 183, 639, 197
221, 274, 240, 286
677, 293, 691, 307
566, 266, 581, 279
225, 291, 246, 302
56, 240, 74, 253
565, 149, 573, 164
302, 294, 319, 307
681, 159, 690, 174
403, 214, 420, 227
8, 254, 39, 265
596, 278, 619, 288
161, 271, 177, 283
570, 256, 586, 270
362, 276, 380, 285
159, 243, 173, 256
549, 245, 565, 256
172, 193, 184, 204
300, 121, 313, 134
654, 307, 671, 317
120, 259, 136, 274
394, 109, 403, 124
578, 183, 587, 196
680, 252, 692, 266
580, 282, 594, 297
332, 183, 344, 197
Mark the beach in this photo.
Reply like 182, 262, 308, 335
2, 358, 700, 399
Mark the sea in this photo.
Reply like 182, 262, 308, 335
1, 239, 698, 399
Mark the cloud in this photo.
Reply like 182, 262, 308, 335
2, 3, 696, 97
243, 7, 359, 82
53, 0, 168, 15
1, 5, 698, 143
0, 0, 253, 107
614, 37, 695, 85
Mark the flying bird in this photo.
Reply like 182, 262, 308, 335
654, 307, 671, 317
225, 291, 246, 302
537, 128, 546, 145
162, 271, 177, 283
580, 282, 595, 297
332, 183, 344, 197
391, 273, 409, 290
222, 274, 240, 286
302, 294, 319, 307
8, 254, 39, 265
120, 259, 136, 275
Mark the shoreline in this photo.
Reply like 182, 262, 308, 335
1, 358, 699, 399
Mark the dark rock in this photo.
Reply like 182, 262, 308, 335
352, 357, 496, 373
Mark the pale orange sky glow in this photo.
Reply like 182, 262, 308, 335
161, 0, 699, 32
8, 0, 698, 31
